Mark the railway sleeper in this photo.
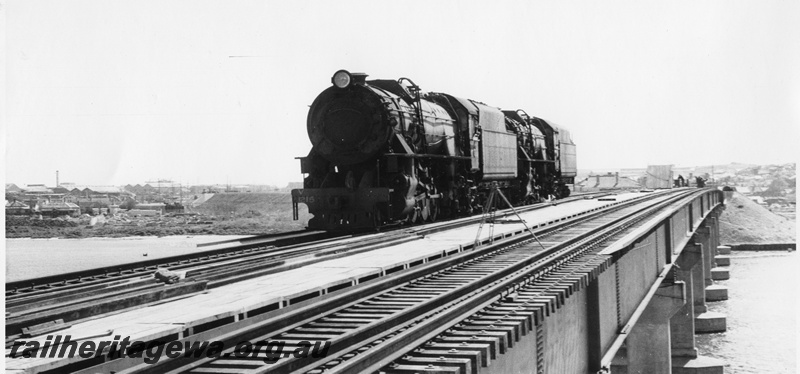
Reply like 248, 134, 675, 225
60, 193, 672, 373
453, 325, 516, 348
410, 348, 486, 370
433, 335, 501, 359
422, 342, 493, 366
381, 264, 604, 373
472, 314, 532, 335
393, 356, 473, 374
444, 330, 510, 354
466, 318, 528, 338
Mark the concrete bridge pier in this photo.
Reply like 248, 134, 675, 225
705, 215, 729, 301
670, 244, 701, 359
694, 227, 715, 287
667, 244, 725, 373
611, 282, 686, 374
690, 226, 728, 333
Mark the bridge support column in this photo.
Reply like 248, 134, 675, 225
693, 227, 714, 287
671, 244, 701, 358
705, 242, 730, 302
699, 220, 729, 302
670, 245, 725, 374
686, 228, 727, 333
621, 282, 685, 374
705, 213, 718, 252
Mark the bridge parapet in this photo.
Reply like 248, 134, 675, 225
479, 189, 728, 374
594, 188, 726, 373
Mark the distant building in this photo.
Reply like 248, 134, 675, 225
575, 173, 641, 192
39, 201, 81, 217
51, 186, 71, 194
6, 184, 22, 193
642, 165, 674, 189
5, 200, 32, 215
21, 184, 53, 194
135, 203, 166, 213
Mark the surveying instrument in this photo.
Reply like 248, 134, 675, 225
474, 181, 547, 250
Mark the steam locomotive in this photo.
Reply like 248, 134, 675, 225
291, 70, 577, 230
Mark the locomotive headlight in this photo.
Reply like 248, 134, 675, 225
332, 70, 352, 89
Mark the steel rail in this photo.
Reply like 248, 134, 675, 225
5, 192, 611, 342
5, 193, 606, 305
5, 230, 339, 296
7, 192, 605, 297
4, 230, 414, 339
73, 190, 682, 374
343, 189, 708, 374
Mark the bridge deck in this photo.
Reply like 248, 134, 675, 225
6, 192, 651, 373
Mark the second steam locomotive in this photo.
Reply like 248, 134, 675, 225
292, 70, 577, 230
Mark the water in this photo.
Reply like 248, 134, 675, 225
696, 251, 797, 373
5, 235, 248, 282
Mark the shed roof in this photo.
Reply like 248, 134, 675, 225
22, 185, 53, 193
6, 201, 30, 208
70, 186, 124, 194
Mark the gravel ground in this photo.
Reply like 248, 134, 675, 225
718, 193, 796, 245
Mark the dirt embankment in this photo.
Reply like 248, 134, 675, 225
718, 193, 796, 245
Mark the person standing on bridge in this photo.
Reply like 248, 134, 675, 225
696, 176, 706, 188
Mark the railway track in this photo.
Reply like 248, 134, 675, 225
5, 192, 609, 342
64, 189, 697, 374
6, 230, 336, 296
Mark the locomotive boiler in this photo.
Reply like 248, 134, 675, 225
291, 70, 577, 230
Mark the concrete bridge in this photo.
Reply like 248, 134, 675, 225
6, 190, 731, 374
496, 188, 728, 374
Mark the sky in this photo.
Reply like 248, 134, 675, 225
3, 0, 799, 187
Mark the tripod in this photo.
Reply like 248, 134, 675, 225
473, 182, 547, 251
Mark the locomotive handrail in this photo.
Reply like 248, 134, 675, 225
383, 153, 471, 159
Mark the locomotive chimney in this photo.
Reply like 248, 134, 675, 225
351, 73, 368, 85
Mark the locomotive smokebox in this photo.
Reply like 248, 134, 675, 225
307, 79, 392, 166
